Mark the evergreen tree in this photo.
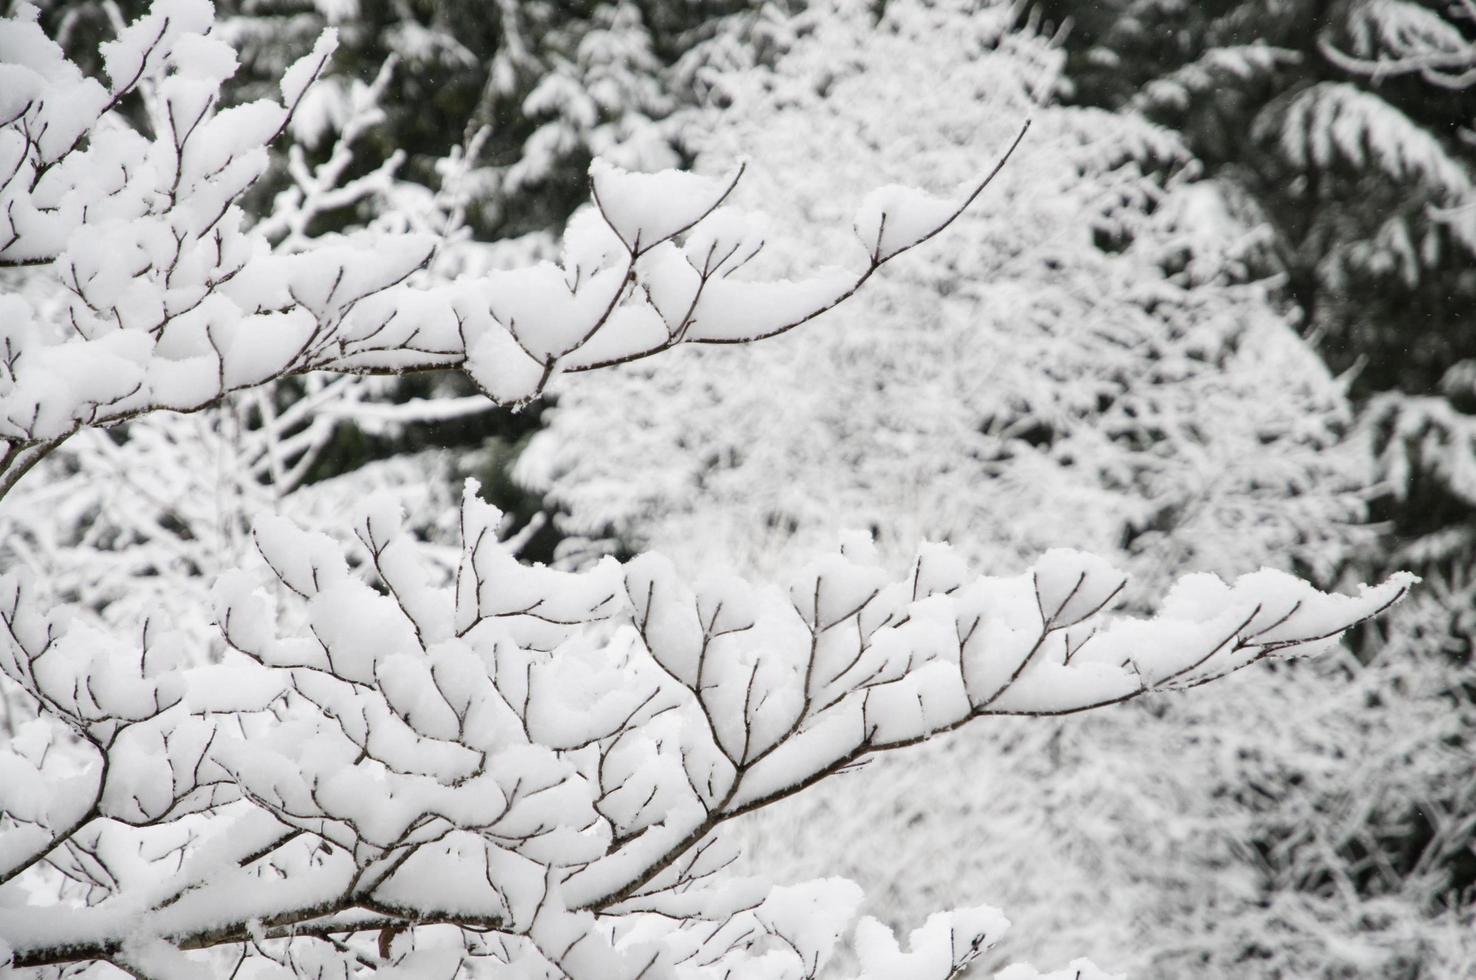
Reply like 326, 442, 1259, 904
1033, 0, 1476, 969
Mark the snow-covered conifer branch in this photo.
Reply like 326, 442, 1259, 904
1318, 0, 1476, 89
0, 486, 1411, 975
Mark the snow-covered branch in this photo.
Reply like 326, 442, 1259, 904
1318, 0, 1476, 89
0, 487, 1411, 975
0, 0, 1025, 501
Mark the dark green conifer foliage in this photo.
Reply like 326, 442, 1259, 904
1039, 1, 1476, 960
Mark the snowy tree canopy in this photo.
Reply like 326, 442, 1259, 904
1027, 0, 1476, 972
522, 0, 1366, 594
521, 1, 1468, 973
0, 1, 1420, 976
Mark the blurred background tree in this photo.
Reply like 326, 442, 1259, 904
1030, 0, 1476, 972
1035, 0, 1476, 606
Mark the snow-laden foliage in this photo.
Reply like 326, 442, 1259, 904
1134, 44, 1300, 114
1052, 0, 1476, 397
520, 0, 1468, 973
1313, 0, 1476, 666
1268, 79, 1474, 287
0, 379, 479, 657
522, 0, 1365, 597
1371, 391, 1476, 518
502, 2, 678, 203
0, 1, 1422, 976
1320, 0, 1476, 90
741, 602, 1476, 978
1132, 35, 1476, 295
0, 486, 1411, 974
1037, 0, 1476, 972
1313, 1, 1476, 657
